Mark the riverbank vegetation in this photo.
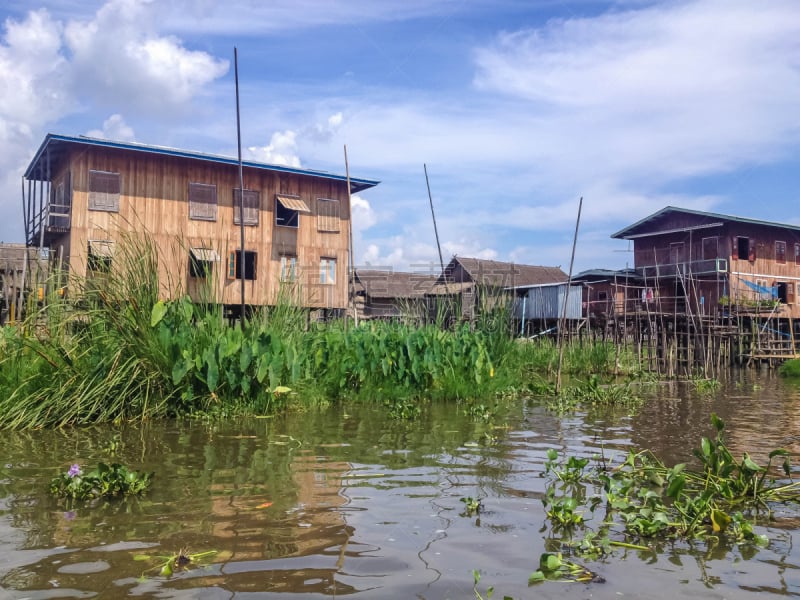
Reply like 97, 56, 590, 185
0, 235, 648, 429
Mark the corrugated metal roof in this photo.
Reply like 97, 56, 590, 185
25, 133, 380, 193
611, 206, 800, 240
276, 195, 312, 213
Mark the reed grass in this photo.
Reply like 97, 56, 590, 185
0, 233, 637, 428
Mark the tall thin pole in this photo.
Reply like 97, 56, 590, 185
424, 164, 447, 292
344, 145, 357, 329
556, 196, 583, 394
234, 47, 246, 323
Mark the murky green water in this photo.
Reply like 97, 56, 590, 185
1, 372, 800, 599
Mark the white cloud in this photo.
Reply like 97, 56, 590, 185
472, 0, 800, 183
63, 0, 229, 113
247, 130, 301, 167
0, 1, 231, 241
86, 113, 135, 141
351, 194, 376, 232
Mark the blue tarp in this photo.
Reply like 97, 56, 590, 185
742, 279, 778, 298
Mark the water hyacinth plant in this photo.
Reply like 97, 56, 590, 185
539, 414, 798, 558
50, 461, 154, 501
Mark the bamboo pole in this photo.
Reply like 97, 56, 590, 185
234, 47, 246, 324
556, 196, 582, 395
344, 145, 357, 329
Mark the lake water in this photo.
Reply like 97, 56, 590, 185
1, 371, 799, 599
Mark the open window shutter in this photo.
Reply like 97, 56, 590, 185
227, 251, 237, 279
749, 239, 756, 262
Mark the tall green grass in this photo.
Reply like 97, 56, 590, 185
0, 233, 635, 428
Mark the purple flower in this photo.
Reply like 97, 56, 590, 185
67, 464, 82, 478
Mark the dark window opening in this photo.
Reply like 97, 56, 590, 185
189, 249, 218, 278
87, 240, 113, 273
737, 236, 752, 261
777, 282, 788, 304
228, 250, 257, 281
276, 200, 299, 227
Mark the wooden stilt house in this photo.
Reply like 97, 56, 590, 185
611, 206, 800, 319
22, 134, 379, 316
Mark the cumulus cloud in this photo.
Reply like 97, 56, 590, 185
0, 1, 231, 241
63, 0, 228, 113
247, 130, 302, 167
86, 114, 136, 141
351, 194, 376, 232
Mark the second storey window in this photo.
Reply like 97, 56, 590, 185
189, 183, 217, 221
796, 243, 800, 266
276, 195, 311, 228
320, 257, 336, 285
49, 173, 72, 229
776, 241, 787, 264
317, 198, 340, 232
233, 189, 260, 226
88, 170, 120, 212
702, 236, 718, 260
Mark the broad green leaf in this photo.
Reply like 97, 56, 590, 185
150, 301, 168, 327
711, 509, 731, 533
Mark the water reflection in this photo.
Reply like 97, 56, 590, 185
0, 373, 799, 598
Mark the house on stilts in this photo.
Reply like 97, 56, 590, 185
611, 206, 800, 367
21, 133, 379, 319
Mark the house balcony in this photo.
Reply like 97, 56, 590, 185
27, 205, 71, 246
638, 258, 728, 280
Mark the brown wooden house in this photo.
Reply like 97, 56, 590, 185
572, 268, 643, 323
352, 268, 438, 321
438, 256, 567, 320
611, 206, 800, 319
22, 134, 378, 316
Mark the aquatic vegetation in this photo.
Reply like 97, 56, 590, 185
690, 376, 721, 394
460, 496, 483, 517
547, 375, 641, 413
528, 552, 604, 584
778, 358, 800, 378
134, 548, 217, 578
50, 461, 153, 501
471, 570, 511, 600
540, 414, 796, 558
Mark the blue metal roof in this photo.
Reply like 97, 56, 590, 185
24, 133, 380, 193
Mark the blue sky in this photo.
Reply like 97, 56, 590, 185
1, 0, 799, 274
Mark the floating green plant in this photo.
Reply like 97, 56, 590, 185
50, 462, 153, 501
529, 552, 604, 584
460, 496, 483, 517
134, 548, 217, 578
539, 413, 797, 565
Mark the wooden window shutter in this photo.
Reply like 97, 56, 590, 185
88, 170, 120, 212
749, 239, 756, 262
227, 251, 237, 279
189, 183, 218, 221
233, 189, 260, 226
317, 198, 340, 232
